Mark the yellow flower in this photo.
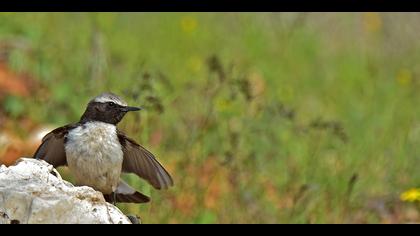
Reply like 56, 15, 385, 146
215, 98, 232, 113
180, 16, 197, 33
396, 68, 412, 86
187, 57, 203, 72
362, 12, 382, 33
400, 188, 420, 202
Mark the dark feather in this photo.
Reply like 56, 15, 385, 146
103, 192, 150, 204
118, 130, 174, 190
103, 180, 150, 203
33, 124, 75, 168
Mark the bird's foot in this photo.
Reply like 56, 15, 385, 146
126, 215, 141, 224
112, 192, 117, 206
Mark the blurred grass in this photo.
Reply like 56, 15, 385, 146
1, 12, 420, 223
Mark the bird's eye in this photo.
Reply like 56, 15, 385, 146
108, 102, 116, 107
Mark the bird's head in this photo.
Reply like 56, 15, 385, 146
80, 92, 142, 125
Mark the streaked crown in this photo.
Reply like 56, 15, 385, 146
92, 92, 128, 107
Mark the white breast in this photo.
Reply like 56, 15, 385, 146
65, 121, 123, 194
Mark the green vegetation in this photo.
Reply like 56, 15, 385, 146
1, 13, 420, 223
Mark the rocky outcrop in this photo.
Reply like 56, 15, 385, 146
0, 158, 132, 224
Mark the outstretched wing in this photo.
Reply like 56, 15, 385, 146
118, 130, 173, 190
33, 125, 74, 168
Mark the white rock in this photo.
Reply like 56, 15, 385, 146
0, 158, 132, 224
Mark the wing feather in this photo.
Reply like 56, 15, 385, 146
33, 125, 73, 168
118, 130, 173, 190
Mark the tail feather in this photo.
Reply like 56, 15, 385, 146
104, 192, 150, 203
104, 179, 150, 204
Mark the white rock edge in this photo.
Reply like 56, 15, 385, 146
0, 158, 132, 224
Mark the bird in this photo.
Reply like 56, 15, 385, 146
33, 92, 173, 204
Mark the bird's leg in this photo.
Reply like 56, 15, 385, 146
126, 215, 141, 224
112, 192, 117, 206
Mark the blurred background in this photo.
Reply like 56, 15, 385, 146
1, 13, 420, 223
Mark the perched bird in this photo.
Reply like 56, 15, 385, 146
33, 92, 173, 203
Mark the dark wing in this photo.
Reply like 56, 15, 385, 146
118, 130, 173, 190
33, 124, 74, 168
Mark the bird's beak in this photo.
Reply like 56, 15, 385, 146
121, 106, 142, 112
